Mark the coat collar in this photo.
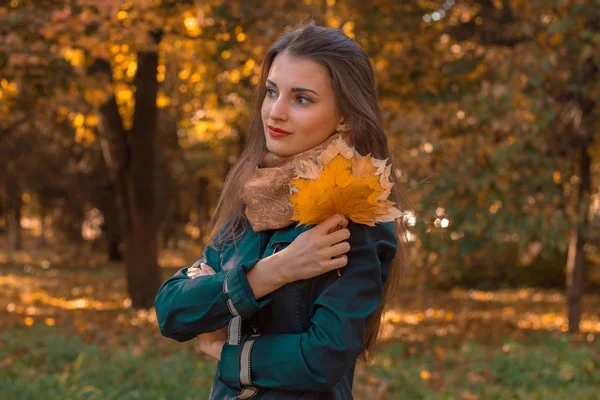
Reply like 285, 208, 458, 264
267, 222, 314, 245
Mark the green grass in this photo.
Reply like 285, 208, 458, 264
2, 326, 599, 399
355, 332, 600, 399
0, 325, 217, 400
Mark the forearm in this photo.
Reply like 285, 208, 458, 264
156, 257, 276, 341
246, 251, 288, 300
155, 269, 231, 341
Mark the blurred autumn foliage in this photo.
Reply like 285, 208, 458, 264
1, 0, 600, 397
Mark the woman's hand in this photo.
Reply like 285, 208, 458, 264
187, 263, 226, 360
278, 213, 351, 284
186, 262, 216, 279
194, 328, 226, 360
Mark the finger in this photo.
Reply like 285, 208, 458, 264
325, 228, 351, 246
322, 255, 348, 272
200, 263, 216, 275
318, 213, 348, 234
214, 327, 228, 340
189, 269, 209, 276
194, 335, 207, 353
327, 224, 342, 234
187, 267, 209, 278
324, 241, 351, 259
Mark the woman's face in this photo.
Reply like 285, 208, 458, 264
261, 53, 344, 157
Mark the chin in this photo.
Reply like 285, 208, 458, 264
267, 142, 293, 157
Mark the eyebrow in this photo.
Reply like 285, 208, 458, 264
266, 79, 320, 96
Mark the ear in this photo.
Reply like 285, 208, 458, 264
335, 118, 351, 133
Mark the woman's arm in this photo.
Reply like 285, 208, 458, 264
156, 214, 351, 344
217, 222, 398, 392
155, 236, 274, 342
245, 251, 289, 299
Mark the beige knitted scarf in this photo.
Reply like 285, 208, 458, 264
241, 132, 349, 232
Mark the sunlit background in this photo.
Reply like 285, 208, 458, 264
1, 0, 599, 399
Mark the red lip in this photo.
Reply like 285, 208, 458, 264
268, 125, 292, 134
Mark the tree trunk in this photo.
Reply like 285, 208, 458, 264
97, 182, 122, 262
67, 202, 85, 246
108, 233, 122, 262
8, 195, 22, 251
92, 31, 163, 309
566, 46, 598, 333
102, 201, 123, 262
6, 177, 22, 251
38, 201, 46, 249
124, 213, 159, 307
124, 46, 162, 308
566, 144, 591, 333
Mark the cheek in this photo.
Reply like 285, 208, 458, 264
261, 100, 270, 122
305, 107, 336, 130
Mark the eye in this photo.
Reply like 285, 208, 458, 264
296, 96, 313, 105
265, 87, 277, 97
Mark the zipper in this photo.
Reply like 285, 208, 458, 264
248, 243, 288, 336
249, 319, 260, 334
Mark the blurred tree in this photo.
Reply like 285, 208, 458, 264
377, 0, 599, 332
0, 0, 319, 307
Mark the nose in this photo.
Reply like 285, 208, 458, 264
269, 96, 288, 121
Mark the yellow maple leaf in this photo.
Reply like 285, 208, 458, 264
289, 136, 407, 227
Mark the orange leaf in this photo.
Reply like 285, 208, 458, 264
289, 137, 407, 226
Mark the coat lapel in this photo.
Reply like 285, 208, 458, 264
267, 222, 314, 247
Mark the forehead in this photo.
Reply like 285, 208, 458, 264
267, 53, 331, 89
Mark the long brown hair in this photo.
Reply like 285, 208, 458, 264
205, 22, 410, 363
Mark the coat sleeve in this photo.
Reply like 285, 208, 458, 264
218, 221, 398, 392
155, 235, 273, 343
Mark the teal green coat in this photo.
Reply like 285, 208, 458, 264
155, 219, 397, 399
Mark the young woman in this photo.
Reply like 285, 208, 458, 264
155, 22, 408, 399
